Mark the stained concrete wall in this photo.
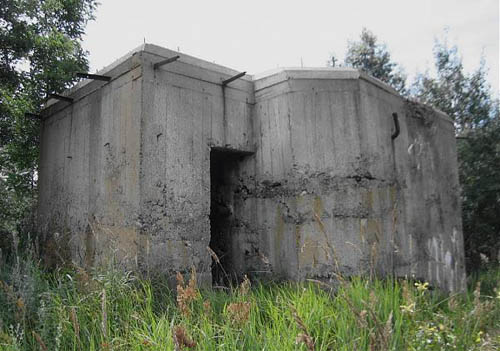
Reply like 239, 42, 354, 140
231, 68, 465, 291
38, 52, 143, 268
137, 47, 254, 284
39, 45, 255, 285
38, 44, 465, 291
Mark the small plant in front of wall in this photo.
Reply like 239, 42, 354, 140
176, 268, 200, 318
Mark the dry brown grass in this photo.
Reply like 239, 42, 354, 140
32, 331, 48, 351
340, 289, 393, 351
226, 301, 251, 326
73, 264, 99, 293
225, 276, 253, 327
290, 305, 315, 351
471, 281, 496, 334
172, 325, 196, 350
206, 246, 220, 265
203, 299, 212, 316
239, 274, 251, 296
69, 306, 81, 347
176, 268, 200, 318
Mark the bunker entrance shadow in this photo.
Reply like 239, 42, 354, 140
209, 147, 251, 285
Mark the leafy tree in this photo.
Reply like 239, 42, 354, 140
0, 0, 98, 257
412, 42, 493, 134
458, 113, 500, 270
412, 40, 500, 271
336, 28, 407, 94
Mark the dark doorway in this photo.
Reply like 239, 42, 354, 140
209, 147, 250, 285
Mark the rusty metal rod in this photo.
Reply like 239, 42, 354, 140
391, 112, 400, 140
222, 71, 246, 86
48, 93, 73, 103
76, 72, 111, 81
153, 55, 180, 69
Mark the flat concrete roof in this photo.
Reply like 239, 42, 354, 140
45, 43, 399, 107
42, 43, 451, 123
253, 67, 401, 97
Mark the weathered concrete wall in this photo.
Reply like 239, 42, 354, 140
137, 46, 254, 284
39, 53, 143, 268
231, 70, 400, 282
38, 45, 465, 291
39, 45, 255, 285
400, 101, 465, 291
231, 69, 465, 291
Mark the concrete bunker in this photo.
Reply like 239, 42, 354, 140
37, 44, 466, 292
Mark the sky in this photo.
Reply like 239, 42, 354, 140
83, 0, 499, 95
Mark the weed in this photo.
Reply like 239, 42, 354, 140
172, 325, 196, 350
0, 259, 498, 350
291, 305, 315, 351
176, 268, 200, 318
226, 302, 251, 326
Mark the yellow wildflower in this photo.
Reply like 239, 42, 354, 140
475, 331, 483, 343
400, 302, 416, 314
414, 281, 429, 293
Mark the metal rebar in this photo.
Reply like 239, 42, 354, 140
153, 55, 180, 69
221, 71, 246, 86
391, 112, 400, 140
48, 93, 73, 103
76, 72, 111, 81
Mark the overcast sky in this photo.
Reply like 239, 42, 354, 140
83, 0, 499, 95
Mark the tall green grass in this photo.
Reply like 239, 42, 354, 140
1, 259, 499, 350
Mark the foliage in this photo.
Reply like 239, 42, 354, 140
412, 40, 500, 271
458, 115, 500, 270
0, 260, 499, 350
0, 0, 98, 254
332, 28, 407, 94
412, 42, 495, 134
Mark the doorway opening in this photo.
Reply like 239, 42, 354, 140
209, 147, 251, 285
